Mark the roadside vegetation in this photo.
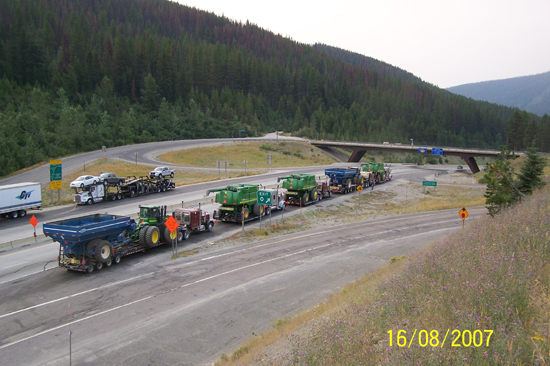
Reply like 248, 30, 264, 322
215, 185, 550, 366
158, 141, 336, 168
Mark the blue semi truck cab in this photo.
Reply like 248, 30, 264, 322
43, 214, 138, 273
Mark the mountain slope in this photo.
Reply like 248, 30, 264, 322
0, 0, 520, 177
447, 71, 550, 116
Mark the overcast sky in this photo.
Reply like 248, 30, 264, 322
177, 0, 550, 89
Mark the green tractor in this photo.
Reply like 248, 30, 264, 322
207, 184, 264, 223
131, 205, 176, 248
278, 174, 319, 206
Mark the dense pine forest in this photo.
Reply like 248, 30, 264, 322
0, 0, 547, 177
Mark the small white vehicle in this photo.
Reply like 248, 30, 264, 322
149, 167, 175, 179
70, 175, 103, 188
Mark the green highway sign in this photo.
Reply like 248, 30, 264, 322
422, 180, 437, 187
50, 160, 62, 181
257, 190, 272, 205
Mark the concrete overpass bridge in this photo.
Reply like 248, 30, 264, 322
310, 140, 509, 173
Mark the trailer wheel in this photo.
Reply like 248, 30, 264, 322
113, 255, 121, 264
105, 258, 112, 267
9, 211, 18, 219
164, 226, 177, 243
182, 229, 190, 240
145, 226, 160, 248
161, 185, 166, 192
170, 172, 174, 178
265, 206, 271, 216
139, 226, 148, 246
302, 192, 309, 206
111, 195, 116, 201
243, 208, 250, 220
96, 262, 103, 270
86, 265, 94, 273
18, 210, 27, 217
94, 240, 112, 263
117, 194, 122, 200
207, 222, 214, 232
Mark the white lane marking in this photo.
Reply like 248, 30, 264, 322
0, 295, 154, 350
0, 272, 155, 320
0, 215, 460, 318
0, 224, 454, 350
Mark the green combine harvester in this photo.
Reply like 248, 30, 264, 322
361, 162, 392, 183
207, 184, 264, 223
278, 173, 319, 206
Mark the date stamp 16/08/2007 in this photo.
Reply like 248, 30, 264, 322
387, 329, 493, 348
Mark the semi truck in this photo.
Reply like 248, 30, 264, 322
207, 184, 265, 223
43, 214, 139, 273
324, 168, 365, 193
74, 181, 123, 204
278, 174, 319, 206
361, 162, 392, 183
173, 205, 215, 241
0, 182, 42, 219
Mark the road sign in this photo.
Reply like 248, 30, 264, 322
165, 215, 179, 233
29, 215, 38, 228
50, 181, 62, 190
357, 185, 363, 192
432, 148, 444, 156
257, 190, 272, 205
458, 207, 469, 221
422, 181, 437, 187
417, 148, 427, 154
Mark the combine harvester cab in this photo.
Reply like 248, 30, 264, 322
361, 162, 392, 184
207, 184, 264, 223
278, 174, 319, 206
43, 214, 137, 273
324, 168, 365, 194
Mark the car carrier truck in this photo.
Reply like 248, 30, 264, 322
0, 182, 42, 219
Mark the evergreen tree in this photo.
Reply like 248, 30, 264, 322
516, 146, 546, 195
483, 149, 519, 217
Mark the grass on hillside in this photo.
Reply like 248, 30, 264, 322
216, 187, 550, 366
158, 141, 336, 168
40, 158, 261, 207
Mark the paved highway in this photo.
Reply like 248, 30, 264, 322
0, 206, 485, 366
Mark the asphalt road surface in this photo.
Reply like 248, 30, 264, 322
0, 206, 485, 366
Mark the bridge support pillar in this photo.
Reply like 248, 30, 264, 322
459, 155, 480, 174
348, 149, 367, 162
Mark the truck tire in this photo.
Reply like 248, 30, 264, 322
105, 257, 112, 267
164, 226, 177, 243
176, 228, 184, 242
145, 226, 160, 248
18, 210, 26, 217
95, 262, 103, 270
207, 222, 214, 232
309, 189, 318, 202
94, 240, 112, 263
139, 226, 148, 246
170, 172, 174, 178
111, 194, 116, 201
265, 206, 271, 216
253, 202, 262, 216
86, 199, 93, 205
9, 211, 18, 219
86, 265, 94, 273
130, 189, 135, 197
243, 208, 250, 220
182, 229, 190, 240
113, 255, 121, 264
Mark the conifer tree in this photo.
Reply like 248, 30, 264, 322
516, 146, 546, 195
483, 149, 519, 217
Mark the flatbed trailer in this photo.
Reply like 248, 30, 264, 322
43, 214, 140, 273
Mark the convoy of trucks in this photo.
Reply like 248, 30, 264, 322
6, 158, 395, 273
0, 182, 42, 219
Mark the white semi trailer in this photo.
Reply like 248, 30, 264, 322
0, 182, 42, 219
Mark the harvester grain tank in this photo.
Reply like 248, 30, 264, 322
324, 168, 365, 193
278, 174, 319, 205
207, 184, 264, 223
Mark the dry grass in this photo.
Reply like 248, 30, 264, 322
158, 141, 336, 169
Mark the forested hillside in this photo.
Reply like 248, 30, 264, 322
0, 0, 533, 177
447, 71, 550, 117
